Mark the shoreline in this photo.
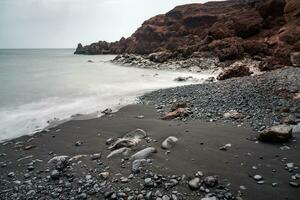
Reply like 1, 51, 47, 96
0, 104, 299, 199
0, 57, 216, 142
139, 66, 300, 132
0, 63, 299, 199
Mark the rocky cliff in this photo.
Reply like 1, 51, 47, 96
75, 0, 300, 68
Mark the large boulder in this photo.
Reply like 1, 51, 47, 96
217, 63, 252, 80
148, 51, 172, 63
258, 125, 293, 142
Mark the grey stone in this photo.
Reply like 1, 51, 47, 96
161, 136, 179, 150
188, 177, 200, 190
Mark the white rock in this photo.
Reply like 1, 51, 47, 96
130, 147, 157, 160
107, 147, 131, 159
161, 136, 179, 149
201, 197, 217, 200
253, 175, 263, 181
48, 155, 69, 164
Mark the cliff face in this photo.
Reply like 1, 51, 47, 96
75, 0, 300, 67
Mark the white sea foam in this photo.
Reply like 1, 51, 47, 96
0, 49, 215, 141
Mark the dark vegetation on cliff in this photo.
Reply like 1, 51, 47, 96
75, 0, 300, 70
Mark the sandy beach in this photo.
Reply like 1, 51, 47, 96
0, 104, 299, 199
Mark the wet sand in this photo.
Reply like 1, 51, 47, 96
0, 104, 299, 199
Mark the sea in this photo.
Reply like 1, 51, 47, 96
0, 49, 213, 141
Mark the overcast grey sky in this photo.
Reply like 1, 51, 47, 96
0, 0, 215, 48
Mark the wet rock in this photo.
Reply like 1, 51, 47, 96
188, 177, 200, 190
174, 76, 197, 82
161, 136, 179, 149
258, 125, 293, 143
205, 77, 215, 82
102, 108, 113, 115
130, 147, 157, 160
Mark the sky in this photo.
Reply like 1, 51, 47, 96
0, 0, 216, 48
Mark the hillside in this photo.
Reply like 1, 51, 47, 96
75, 0, 300, 69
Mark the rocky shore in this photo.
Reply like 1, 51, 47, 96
139, 67, 300, 132
112, 54, 220, 73
0, 105, 299, 200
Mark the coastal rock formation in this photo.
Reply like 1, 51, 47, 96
75, 0, 300, 69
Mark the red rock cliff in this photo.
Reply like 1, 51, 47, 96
75, 0, 300, 67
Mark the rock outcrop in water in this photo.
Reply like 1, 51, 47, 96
75, 0, 300, 69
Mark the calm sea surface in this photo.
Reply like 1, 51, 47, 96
0, 49, 212, 141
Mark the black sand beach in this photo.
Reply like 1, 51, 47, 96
0, 104, 299, 199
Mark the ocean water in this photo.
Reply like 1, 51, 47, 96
0, 49, 213, 141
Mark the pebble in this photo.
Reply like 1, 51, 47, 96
272, 183, 278, 187
161, 136, 179, 149
204, 176, 218, 187
90, 153, 101, 160
7, 172, 15, 178
50, 170, 60, 179
219, 144, 232, 151
289, 182, 299, 188
188, 177, 200, 190
144, 178, 153, 187
253, 175, 263, 181
75, 141, 82, 146
130, 147, 157, 160
201, 197, 218, 200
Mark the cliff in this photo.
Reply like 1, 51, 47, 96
75, 0, 300, 68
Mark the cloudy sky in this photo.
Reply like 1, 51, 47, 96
0, 0, 215, 48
